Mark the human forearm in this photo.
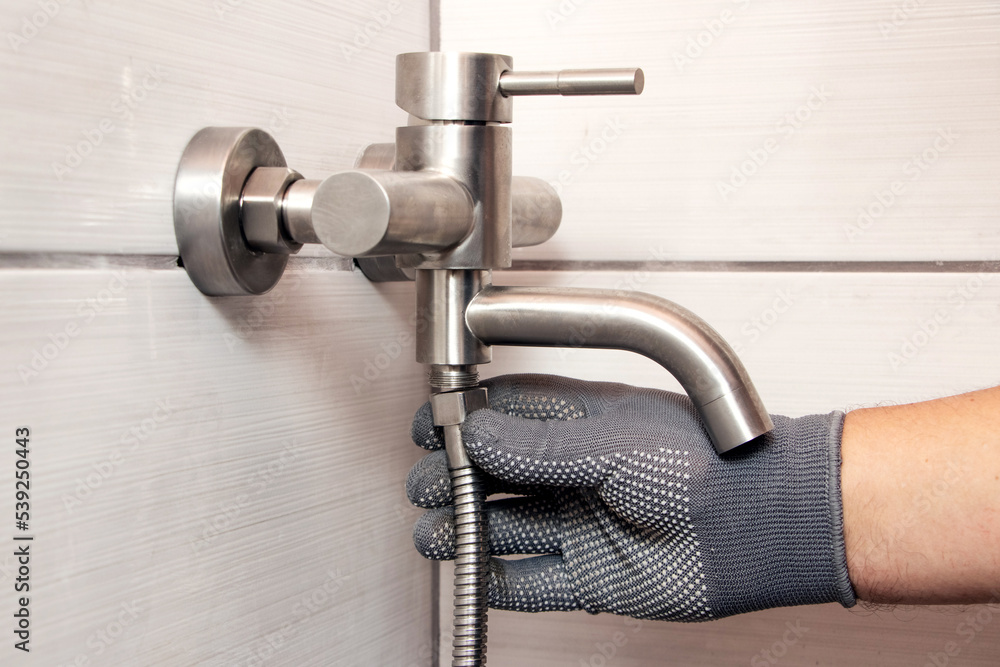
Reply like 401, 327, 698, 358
841, 386, 1000, 604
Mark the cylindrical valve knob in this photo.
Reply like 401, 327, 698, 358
511, 177, 561, 248
310, 170, 475, 257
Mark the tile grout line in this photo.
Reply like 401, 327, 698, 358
510, 260, 1000, 273
0, 253, 354, 272
0, 253, 998, 274
429, 0, 440, 51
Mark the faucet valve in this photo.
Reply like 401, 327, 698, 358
173, 53, 643, 294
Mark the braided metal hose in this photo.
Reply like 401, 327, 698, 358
448, 464, 489, 666
430, 381, 491, 667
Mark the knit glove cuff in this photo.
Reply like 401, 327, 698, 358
696, 411, 857, 617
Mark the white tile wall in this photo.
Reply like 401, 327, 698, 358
1, 0, 428, 255
2, 266, 436, 665
435, 4, 1000, 662
479, 602, 1000, 667
1, 1, 436, 664
440, 0, 1000, 262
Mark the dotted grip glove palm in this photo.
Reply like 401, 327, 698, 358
407, 374, 856, 621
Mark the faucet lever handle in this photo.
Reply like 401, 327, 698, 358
499, 68, 644, 97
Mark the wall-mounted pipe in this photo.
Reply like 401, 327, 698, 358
466, 285, 773, 453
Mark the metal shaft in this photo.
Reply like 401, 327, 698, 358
499, 68, 644, 96
466, 285, 773, 453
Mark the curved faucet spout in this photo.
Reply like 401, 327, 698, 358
465, 285, 773, 453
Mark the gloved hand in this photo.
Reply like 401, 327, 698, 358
407, 374, 856, 621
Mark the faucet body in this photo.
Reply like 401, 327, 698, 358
172, 51, 773, 667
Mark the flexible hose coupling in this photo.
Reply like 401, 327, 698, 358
431, 387, 489, 468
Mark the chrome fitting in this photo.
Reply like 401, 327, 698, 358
430, 387, 489, 427
431, 386, 489, 469
241, 167, 304, 254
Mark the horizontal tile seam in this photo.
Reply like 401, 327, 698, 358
509, 260, 1000, 273
0, 254, 997, 274
0, 254, 354, 272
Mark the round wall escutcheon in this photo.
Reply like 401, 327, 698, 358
173, 127, 289, 296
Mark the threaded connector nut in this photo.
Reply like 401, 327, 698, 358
241, 167, 303, 254
431, 387, 489, 426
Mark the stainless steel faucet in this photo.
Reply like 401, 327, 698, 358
173, 51, 773, 667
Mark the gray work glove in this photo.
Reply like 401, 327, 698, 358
407, 374, 856, 621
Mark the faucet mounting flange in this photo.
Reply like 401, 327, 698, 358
173, 127, 292, 296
